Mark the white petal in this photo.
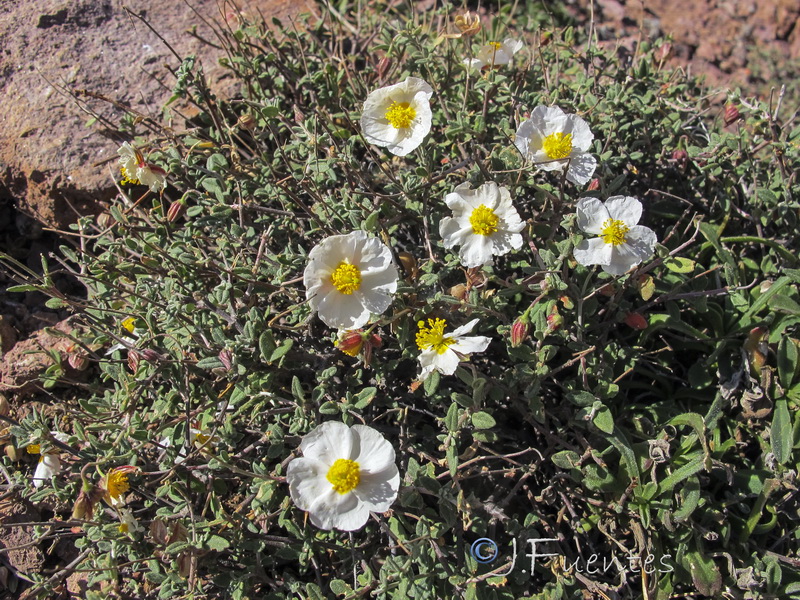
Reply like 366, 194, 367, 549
450, 335, 491, 355
565, 152, 597, 185
401, 77, 434, 99
502, 38, 524, 54
299, 421, 355, 464
450, 319, 479, 337
315, 290, 370, 329
562, 114, 594, 151
431, 348, 461, 375
307, 487, 367, 531
353, 467, 400, 513
351, 425, 397, 474
459, 234, 494, 268
440, 217, 473, 249
531, 105, 568, 135
287, 458, 334, 511
357, 287, 392, 318
574, 237, 613, 266
616, 225, 657, 265
137, 168, 167, 193
361, 117, 403, 149
463, 57, 485, 70
605, 196, 642, 227
514, 118, 537, 158
576, 197, 609, 234
32, 455, 61, 488
490, 230, 523, 256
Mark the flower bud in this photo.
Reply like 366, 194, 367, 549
559, 295, 574, 310
723, 103, 740, 126
586, 178, 600, 191
454, 11, 481, 37
141, 349, 160, 363
237, 114, 257, 131
510, 314, 530, 347
218, 349, 233, 371
127, 350, 140, 373
67, 350, 88, 371
376, 56, 392, 79
398, 251, 418, 281
672, 149, 689, 170
546, 306, 564, 332
72, 483, 104, 520
336, 330, 364, 357
167, 200, 187, 223
655, 42, 672, 62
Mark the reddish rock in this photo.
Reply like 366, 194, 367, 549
0, 318, 81, 397
0, 494, 44, 577
0, 0, 316, 230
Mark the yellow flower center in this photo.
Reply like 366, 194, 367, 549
600, 219, 630, 246
119, 522, 130, 533
385, 101, 416, 129
26, 444, 41, 455
107, 471, 130, 500
330, 262, 362, 295
542, 132, 573, 160
469, 204, 499, 236
488, 42, 503, 50
194, 432, 211, 446
326, 458, 361, 494
120, 166, 140, 186
121, 317, 136, 333
416, 318, 455, 355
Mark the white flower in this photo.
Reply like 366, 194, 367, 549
514, 106, 597, 185
286, 421, 400, 531
440, 182, 525, 267
416, 318, 490, 380
304, 231, 399, 330
573, 196, 657, 276
117, 507, 144, 536
118, 142, 167, 193
28, 432, 69, 488
32, 454, 62, 488
464, 38, 524, 70
360, 77, 433, 156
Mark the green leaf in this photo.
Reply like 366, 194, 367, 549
291, 376, 305, 403
196, 357, 224, 369
354, 387, 377, 409
551, 450, 581, 469
659, 454, 705, 493
45, 297, 69, 309
592, 404, 615, 434
471, 411, 496, 430
269, 339, 293, 363
770, 294, 800, 316
206, 535, 230, 551
687, 551, 721, 596
259, 331, 276, 362
771, 398, 793, 465
778, 337, 799, 389
601, 426, 640, 480
423, 370, 440, 396
664, 257, 695, 273
444, 402, 459, 432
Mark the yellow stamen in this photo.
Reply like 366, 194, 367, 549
107, 471, 130, 500
416, 318, 455, 355
120, 166, 140, 185
119, 523, 129, 533
385, 101, 416, 129
326, 458, 361, 494
26, 444, 41, 455
488, 42, 503, 50
601, 219, 630, 246
542, 132, 573, 160
469, 205, 499, 236
330, 262, 362, 295
121, 317, 136, 333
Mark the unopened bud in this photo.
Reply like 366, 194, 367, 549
218, 349, 233, 371
128, 350, 140, 373
167, 200, 187, 223
398, 252, 418, 281
655, 42, 672, 62
723, 104, 740, 126
454, 11, 481, 37
559, 295, 574, 310
546, 306, 564, 332
376, 56, 392, 79
672, 149, 688, 170
510, 315, 530, 347
141, 349, 160, 363
97, 212, 116, 229
72, 484, 104, 520
449, 283, 468, 301
67, 349, 88, 371
586, 178, 600, 191
237, 114, 257, 131
336, 330, 364, 357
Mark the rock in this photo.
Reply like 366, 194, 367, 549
0, 318, 81, 397
0, 316, 17, 356
0, 0, 316, 230
0, 493, 44, 577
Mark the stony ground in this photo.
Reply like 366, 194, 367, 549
0, 0, 798, 596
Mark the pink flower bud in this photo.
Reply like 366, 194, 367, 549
510, 315, 530, 347
586, 178, 600, 191
336, 330, 364, 357
218, 349, 233, 371
723, 104, 740, 126
546, 306, 563, 332
127, 351, 140, 373
624, 312, 648, 330
167, 200, 187, 223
